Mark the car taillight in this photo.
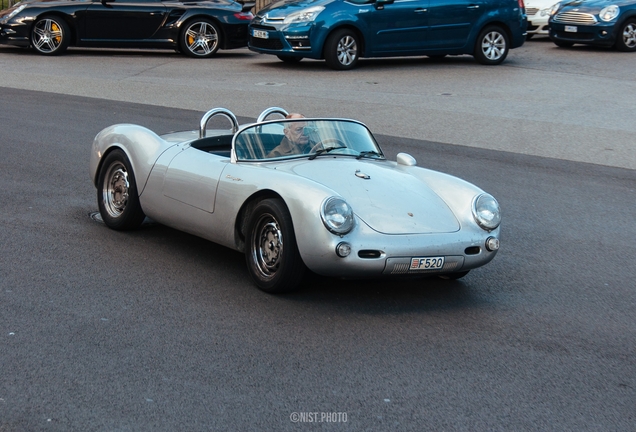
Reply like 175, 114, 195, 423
234, 12, 253, 20
517, 0, 525, 9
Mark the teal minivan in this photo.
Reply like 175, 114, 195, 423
249, 0, 527, 69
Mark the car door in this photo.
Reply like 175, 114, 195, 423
427, 0, 485, 49
358, 0, 430, 55
83, 0, 167, 41
161, 148, 227, 214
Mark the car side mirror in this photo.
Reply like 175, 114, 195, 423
374, 0, 395, 9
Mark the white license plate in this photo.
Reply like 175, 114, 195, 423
410, 256, 445, 270
565, 25, 578, 33
252, 29, 269, 39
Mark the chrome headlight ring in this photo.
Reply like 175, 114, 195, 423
472, 193, 501, 231
321, 196, 354, 235
599, 5, 619, 22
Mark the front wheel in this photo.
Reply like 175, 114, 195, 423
180, 19, 221, 58
474, 26, 509, 65
97, 149, 146, 230
31, 16, 70, 56
245, 199, 305, 293
615, 19, 636, 52
324, 29, 360, 70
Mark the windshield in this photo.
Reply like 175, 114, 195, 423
234, 119, 384, 161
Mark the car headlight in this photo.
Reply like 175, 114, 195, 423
1, 4, 26, 23
321, 197, 354, 235
599, 5, 619, 22
283, 6, 325, 24
540, 6, 553, 16
472, 193, 501, 231
549, 2, 560, 15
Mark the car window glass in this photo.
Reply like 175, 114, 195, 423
234, 119, 383, 161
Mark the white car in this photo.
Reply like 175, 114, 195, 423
525, 0, 558, 38
89, 107, 502, 293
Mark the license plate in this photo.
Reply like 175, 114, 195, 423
565, 25, 577, 32
252, 29, 268, 39
410, 256, 445, 271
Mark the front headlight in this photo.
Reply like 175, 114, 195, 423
540, 6, 554, 16
321, 197, 354, 235
2, 4, 26, 23
472, 193, 501, 231
599, 5, 619, 21
283, 6, 325, 24
549, 2, 561, 15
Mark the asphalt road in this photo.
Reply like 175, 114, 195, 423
1, 41, 635, 431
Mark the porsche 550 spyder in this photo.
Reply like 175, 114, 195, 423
89, 107, 502, 293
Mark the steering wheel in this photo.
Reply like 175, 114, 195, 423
310, 138, 347, 153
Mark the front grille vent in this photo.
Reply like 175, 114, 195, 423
553, 11, 597, 24
250, 36, 283, 50
526, 7, 539, 15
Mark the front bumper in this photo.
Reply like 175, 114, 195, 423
0, 23, 31, 48
299, 216, 500, 279
549, 21, 618, 46
527, 14, 550, 36
248, 22, 322, 59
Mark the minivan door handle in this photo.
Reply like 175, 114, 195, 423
414, 8, 428, 12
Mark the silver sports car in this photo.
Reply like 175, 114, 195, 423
89, 107, 502, 293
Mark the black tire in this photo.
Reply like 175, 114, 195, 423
615, 19, 636, 52
474, 25, 509, 65
245, 198, 305, 293
439, 271, 470, 280
97, 149, 146, 230
277, 55, 303, 63
324, 28, 360, 70
551, 38, 574, 48
31, 16, 70, 56
180, 18, 221, 58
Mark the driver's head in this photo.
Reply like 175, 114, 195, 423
283, 113, 308, 146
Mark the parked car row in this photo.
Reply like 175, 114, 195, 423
1, 0, 634, 68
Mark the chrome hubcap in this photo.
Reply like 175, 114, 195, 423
185, 22, 218, 56
102, 162, 129, 218
623, 23, 636, 48
337, 35, 357, 66
252, 215, 283, 279
33, 19, 63, 53
481, 32, 506, 60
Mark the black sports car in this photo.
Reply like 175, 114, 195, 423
0, 0, 254, 57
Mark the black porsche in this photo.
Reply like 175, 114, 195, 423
0, 0, 253, 57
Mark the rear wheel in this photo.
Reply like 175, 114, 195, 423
180, 19, 221, 58
245, 199, 305, 293
324, 29, 360, 70
31, 16, 70, 56
474, 26, 509, 65
97, 149, 146, 230
615, 19, 636, 52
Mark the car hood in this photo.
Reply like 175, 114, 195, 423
258, 0, 334, 17
287, 158, 460, 235
560, 0, 633, 10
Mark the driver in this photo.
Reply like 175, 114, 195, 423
266, 113, 312, 158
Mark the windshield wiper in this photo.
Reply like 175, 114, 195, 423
356, 151, 382, 159
308, 146, 343, 160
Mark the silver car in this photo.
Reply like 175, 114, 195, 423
89, 107, 502, 293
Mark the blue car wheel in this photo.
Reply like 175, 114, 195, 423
324, 28, 360, 70
616, 19, 636, 52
